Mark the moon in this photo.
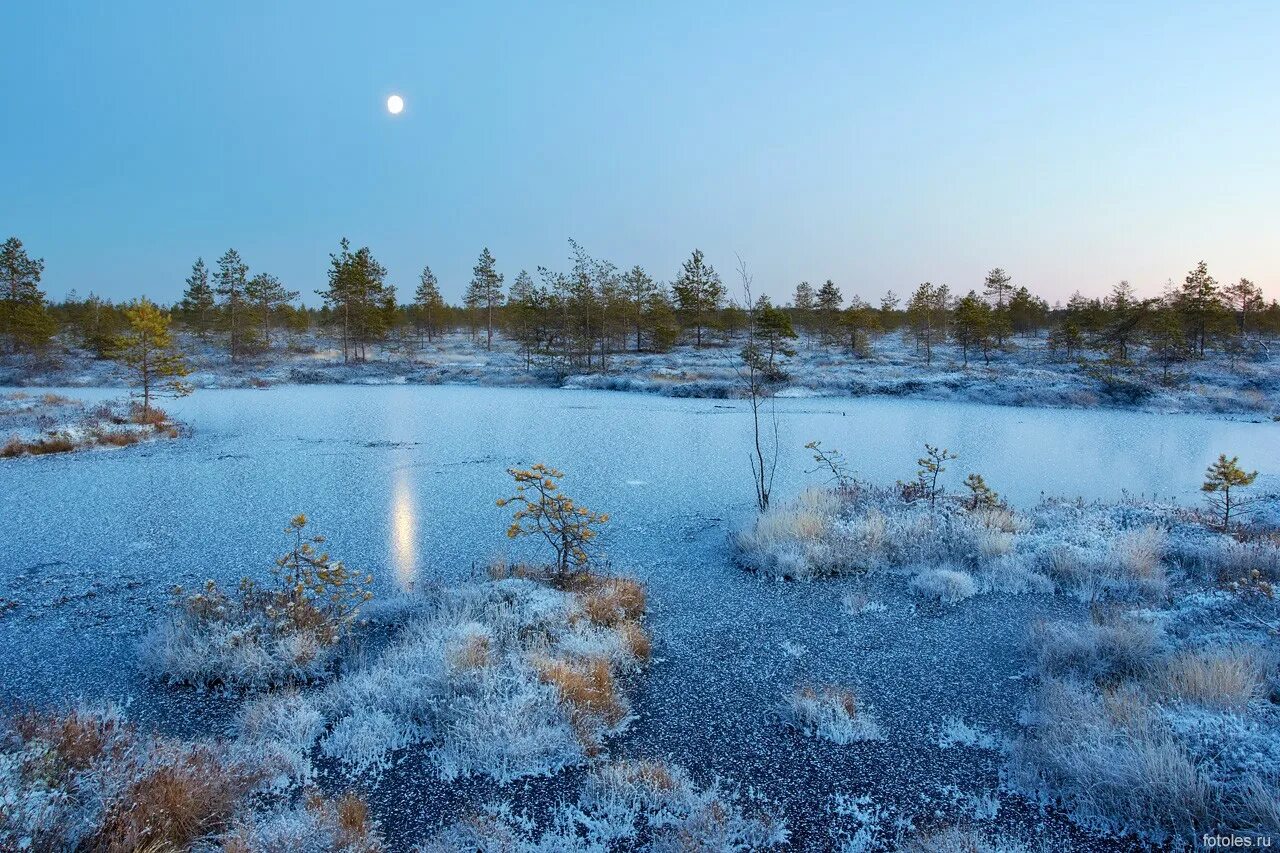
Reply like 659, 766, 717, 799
386, 94, 404, 115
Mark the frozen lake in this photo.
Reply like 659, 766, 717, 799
2, 385, 1276, 847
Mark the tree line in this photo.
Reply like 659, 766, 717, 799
3, 235, 1277, 383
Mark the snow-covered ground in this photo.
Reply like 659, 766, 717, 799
0, 390, 180, 457
1, 385, 1276, 850
4, 330, 1278, 416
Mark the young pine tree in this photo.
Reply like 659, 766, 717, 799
963, 473, 999, 510
467, 247, 505, 351
815, 279, 844, 343
842, 297, 881, 356
1178, 260, 1224, 357
179, 257, 216, 339
916, 444, 957, 511
621, 265, 657, 352
952, 290, 991, 367
1201, 455, 1259, 530
982, 268, 1014, 347
413, 265, 444, 344
214, 248, 250, 361
671, 249, 724, 347
114, 298, 192, 420
0, 237, 55, 353
318, 238, 391, 362
244, 272, 298, 350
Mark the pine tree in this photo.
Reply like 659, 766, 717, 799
983, 268, 1014, 346
671, 249, 724, 347
318, 238, 391, 362
507, 269, 543, 369
879, 290, 901, 333
1007, 285, 1048, 337
963, 473, 999, 510
793, 281, 816, 311
1201, 454, 1258, 529
1178, 260, 1224, 357
179, 257, 216, 338
1146, 305, 1189, 383
1097, 280, 1148, 363
842, 297, 881, 356
751, 295, 798, 380
466, 247, 504, 351
244, 272, 298, 349
792, 280, 817, 334
114, 298, 192, 419
952, 290, 991, 367
906, 282, 947, 365
0, 237, 54, 353
412, 265, 444, 344
815, 279, 843, 343
1222, 277, 1264, 336
213, 248, 250, 361
621, 265, 657, 351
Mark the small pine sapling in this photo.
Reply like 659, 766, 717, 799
498, 464, 609, 576
805, 440, 854, 489
917, 444, 957, 511
1201, 454, 1259, 530
264, 514, 374, 643
963, 473, 999, 510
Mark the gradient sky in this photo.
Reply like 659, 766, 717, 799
2, 1, 1277, 306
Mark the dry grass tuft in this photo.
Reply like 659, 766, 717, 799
99, 744, 260, 851
618, 621, 652, 661
609, 758, 681, 792
129, 406, 170, 427
533, 654, 626, 729
448, 634, 491, 670
787, 683, 881, 743
12, 708, 129, 774
581, 576, 646, 626
94, 430, 146, 448
1152, 646, 1263, 710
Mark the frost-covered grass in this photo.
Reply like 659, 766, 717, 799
8, 329, 1279, 415
1012, 602, 1280, 842
785, 684, 883, 744
735, 478, 1280, 844
144, 515, 374, 691
0, 392, 180, 458
144, 579, 351, 690
214, 790, 384, 853
229, 567, 650, 784
734, 480, 1279, 603
0, 706, 266, 852
416, 759, 788, 851
910, 567, 978, 604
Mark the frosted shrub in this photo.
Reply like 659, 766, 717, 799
239, 571, 650, 785
910, 567, 977, 605
417, 759, 788, 851
1009, 678, 1215, 841
1017, 603, 1280, 839
733, 488, 844, 579
786, 685, 882, 744
0, 707, 264, 852
734, 481, 1046, 585
1030, 613, 1163, 683
146, 515, 373, 690
215, 790, 384, 853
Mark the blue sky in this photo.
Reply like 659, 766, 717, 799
2, 1, 1277, 305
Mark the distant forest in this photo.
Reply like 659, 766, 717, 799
2, 236, 1276, 382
